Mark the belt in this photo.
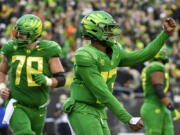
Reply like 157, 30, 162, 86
75, 100, 105, 109
17, 100, 49, 109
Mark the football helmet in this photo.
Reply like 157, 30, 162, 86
154, 46, 169, 63
81, 11, 120, 46
14, 14, 42, 46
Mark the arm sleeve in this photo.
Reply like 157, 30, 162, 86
75, 53, 132, 123
119, 31, 169, 67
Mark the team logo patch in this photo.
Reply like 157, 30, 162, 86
26, 49, 31, 54
13, 45, 18, 50
155, 108, 161, 114
100, 59, 105, 65
37, 48, 44, 51
39, 114, 45, 117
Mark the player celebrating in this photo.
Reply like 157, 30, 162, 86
140, 47, 180, 135
62, 11, 176, 135
0, 14, 65, 135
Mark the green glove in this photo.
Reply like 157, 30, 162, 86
33, 74, 52, 86
171, 109, 180, 121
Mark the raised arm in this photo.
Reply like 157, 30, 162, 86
119, 18, 176, 67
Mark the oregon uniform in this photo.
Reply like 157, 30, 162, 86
62, 11, 172, 135
140, 61, 174, 135
63, 30, 169, 135
1, 40, 61, 135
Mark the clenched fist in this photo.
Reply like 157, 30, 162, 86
128, 117, 144, 131
0, 88, 10, 100
163, 18, 176, 35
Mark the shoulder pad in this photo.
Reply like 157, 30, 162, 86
75, 49, 95, 66
38, 40, 62, 57
112, 42, 123, 50
148, 62, 165, 72
1, 40, 16, 56
116, 42, 123, 49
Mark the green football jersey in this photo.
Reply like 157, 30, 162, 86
141, 61, 169, 105
72, 44, 121, 103
1, 40, 62, 107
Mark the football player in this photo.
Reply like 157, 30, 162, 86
62, 11, 176, 135
141, 47, 180, 135
0, 14, 65, 135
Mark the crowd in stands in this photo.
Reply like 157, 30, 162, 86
1, 0, 180, 86
0, 0, 180, 134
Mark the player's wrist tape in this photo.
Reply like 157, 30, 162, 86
129, 117, 141, 125
45, 76, 53, 86
0, 83, 6, 89
167, 103, 175, 111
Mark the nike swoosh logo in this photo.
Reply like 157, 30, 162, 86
39, 114, 45, 117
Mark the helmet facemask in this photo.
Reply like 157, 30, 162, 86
100, 23, 120, 45
14, 30, 33, 46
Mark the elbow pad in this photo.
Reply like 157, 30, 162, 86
53, 72, 66, 87
153, 84, 166, 99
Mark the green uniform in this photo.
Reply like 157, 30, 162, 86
140, 61, 174, 135
1, 40, 62, 135
63, 32, 169, 135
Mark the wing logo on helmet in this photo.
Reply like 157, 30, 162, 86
81, 11, 120, 46
14, 14, 42, 47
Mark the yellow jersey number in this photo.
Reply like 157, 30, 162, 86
101, 68, 117, 88
141, 68, 147, 90
12, 55, 43, 87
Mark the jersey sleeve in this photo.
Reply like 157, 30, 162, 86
75, 50, 96, 66
118, 31, 169, 67
75, 51, 132, 123
48, 41, 62, 58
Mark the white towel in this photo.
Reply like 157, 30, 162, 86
2, 98, 17, 124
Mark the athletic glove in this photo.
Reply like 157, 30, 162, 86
33, 74, 52, 86
171, 109, 180, 121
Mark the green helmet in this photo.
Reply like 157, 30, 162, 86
81, 11, 120, 46
14, 14, 42, 46
154, 46, 169, 63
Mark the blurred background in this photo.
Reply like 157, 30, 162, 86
0, 0, 180, 135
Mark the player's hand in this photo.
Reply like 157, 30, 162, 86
128, 117, 144, 131
33, 74, 47, 85
163, 17, 176, 35
171, 109, 180, 121
0, 88, 10, 100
